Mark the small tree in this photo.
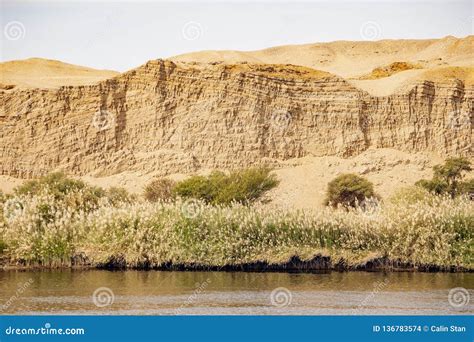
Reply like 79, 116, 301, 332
433, 157, 472, 198
325, 173, 376, 208
416, 157, 472, 198
143, 178, 176, 202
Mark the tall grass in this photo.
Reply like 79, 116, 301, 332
1, 188, 472, 268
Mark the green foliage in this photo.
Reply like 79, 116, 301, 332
433, 157, 472, 180
458, 178, 474, 197
415, 179, 448, 195
173, 168, 279, 205
144, 178, 176, 202
15, 172, 88, 197
325, 173, 376, 208
12, 173, 138, 213
416, 157, 473, 198
0, 239, 6, 255
173, 174, 215, 202
14, 172, 106, 212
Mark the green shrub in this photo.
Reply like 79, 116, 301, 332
215, 168, 279, 204
415, 178, 448, 195
13, 172, 107, 211
416, 157, 473, 198
325, 173, 376, 208
173, 174, 216, 202
173, 168, 279, 205
15, 172, 87, 197
144, 178, 176, 202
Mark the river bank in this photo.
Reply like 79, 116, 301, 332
2, 254, 472, 273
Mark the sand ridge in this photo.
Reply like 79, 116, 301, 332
0, 58, 119, 90
171, 36, 474, 96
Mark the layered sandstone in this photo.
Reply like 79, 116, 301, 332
0, 59, 472, 180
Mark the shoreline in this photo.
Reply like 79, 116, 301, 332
2, 255, 472, 273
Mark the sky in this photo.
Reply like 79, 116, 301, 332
1, 0, 472, 71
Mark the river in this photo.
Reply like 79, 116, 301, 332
1, 270, 472, 315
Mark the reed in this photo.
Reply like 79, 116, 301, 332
1, 189, 472, 268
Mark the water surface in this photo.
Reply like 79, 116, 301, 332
1, 270, 472, 315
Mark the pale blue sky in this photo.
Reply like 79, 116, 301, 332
1, 0, 472, 71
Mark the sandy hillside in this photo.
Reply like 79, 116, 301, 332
0, 148, 458, 210
0, 58, 119, 89
266, 149, 446, 210
172, 36, 474, 96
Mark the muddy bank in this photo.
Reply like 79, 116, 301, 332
2, 253, 472, 272
41, 254, 474, 272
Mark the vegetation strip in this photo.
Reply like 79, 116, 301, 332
1, 159, 472, 272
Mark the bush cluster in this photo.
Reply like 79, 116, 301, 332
144, 168, 279, 205
14, 172, 135, 209
144, 179, 176, 202
324, 173, 377, 208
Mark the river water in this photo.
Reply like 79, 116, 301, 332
1, 270, 472, 315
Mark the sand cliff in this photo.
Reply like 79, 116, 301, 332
0, 37, 472, 207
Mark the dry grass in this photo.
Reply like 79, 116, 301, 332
1, 188, 472, 269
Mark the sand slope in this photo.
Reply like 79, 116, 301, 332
0, 148, 453, 210
0, 58, 119, 89
172, 36, 474, 95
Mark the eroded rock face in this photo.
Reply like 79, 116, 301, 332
0, 60, 472, 178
